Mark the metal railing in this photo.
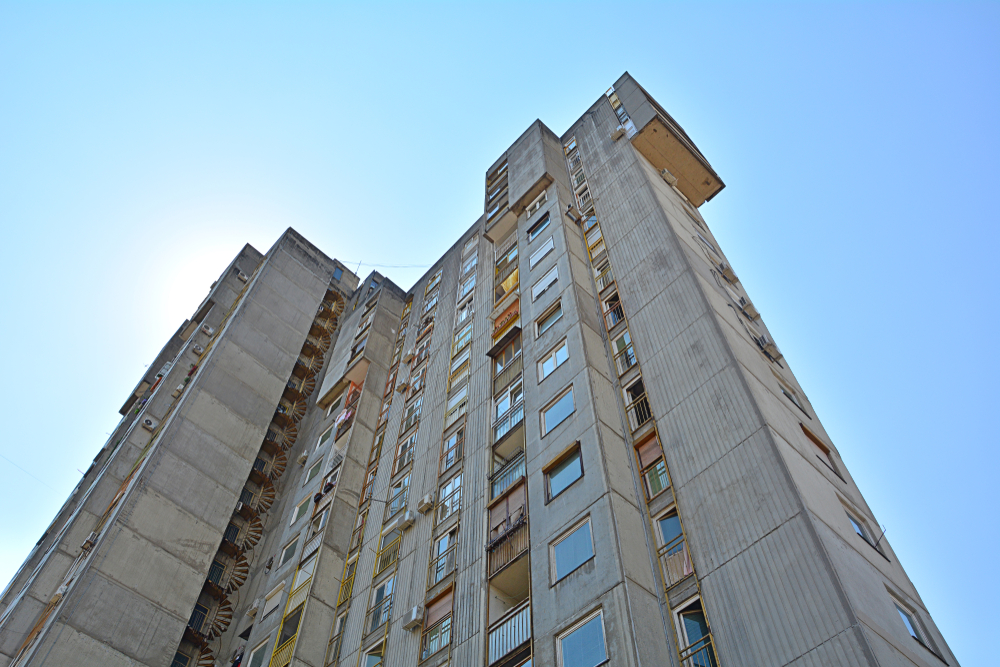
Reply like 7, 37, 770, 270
366, 594, 393, 634
494, 230, 517, 260
493, 356, 522, 397
625, 393, 652, 432
486, 515, 528, 578
603, 302, 625, 330
302, 533, 323, 562
436, 487, 462, 525
223, 522, 240, 544
487, 601, 531, 665
493, 400, 524, 443
614, 343, 636, 376
428, 544, 457, 587
337, 571, 355, 606
595, 266, 615, 292
326, 631, 344, 666
374, 537, 400, 577
270, 635, 296, 667
679, 634, 718, 667
490, 450, 525, 500
386, 486, 409, 518
421, 615, 452, 661
252, 457, 269, 475
350, 518, 366, 553
207, 560, 225, 586
658, 535, 694, 589
188, 606, 208, 633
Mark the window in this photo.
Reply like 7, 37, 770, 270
464, 234, 478, 254
171, 652, 191, 667
531, 265, 559, 301
456, 297, 474, 325
394, 433, 416, 474
775, 372, 810, 417
675, 598, 715, 663
261, 583, 285, 619
463, 253, 478, 276
539, 339, 569, 381
527, 213, 550, 242
552, 517, 595, 581
801, 424, 838, 474
245, 641, 270, 667
387, 475, 410, 516
333, 267, 344, 281
423, 292, 439, 314
304, 461, 322, 485
430, 528, 459, 585
277, 605, 303, 646
326, 392, 343, 417
293, 553, 317, 589
892, 599, 926, 645
280, 537, 299, 566
536, 301, 563, 337
846, 511, 874, 545
452, 323, 473, 356
493, 335, 521, 376
459, 274, 476, 300
410, 364, 428, 396
636, 432, 669, 498
445, 386, 468, 428
557, 610, 607, 667
317, 427, 334, 451
363, 647, 384, 667
441, 426, 463, 472
311, 508, 329, 535
611, 330, 635, 376
369, 576, 395, 632
529, 236, 555, 269
448, 356, 470, 390
546, 447, 582, 500
695, 232, 720, 258
526, 189, 548, 217
494, 379, 523, 422
426, 270, 442, 294
542, 387, 574, 435
437, 473, 462, 523
402, 396, 422, 432
291, 498, 310, 525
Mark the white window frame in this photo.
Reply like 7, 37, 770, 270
280, 537, 299, 566
425, 270, 443, 294
526, 189, 548, 217
452, 323, 473, 356
538, 338, 569, 382
890, 594, 928, 647
527, 213, 551, 243
536, 301, 563, 337
245, 640, 271, 667
531, 266, 559, 301
456, 296, 475, 325
556, 608, 608, 667
463, 234, 478, 255
304, 461, 322, 486
462, 252, 478, 276
458, 274, 476, 301
542, 386, 575, 436
316, 426, 334, 451
529, 236, 555, 270
550, 516, 595, 583
261, 582, 286, 619
291, 498, 310, 525
673, 595, 710, 650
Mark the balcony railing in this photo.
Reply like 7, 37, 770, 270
207, 560, 225, 586
595, 266, 615, 292
614, 343, 637, 376
493, 401, 524, 444
490, 450, 525, 500
679, 634, 719, 667
625, 393, 652, 432
350, 519, 366, 553
239, 488, 257, 507
188, 606, 208, 633
603, 302, 625, 330
486, 515, 528, 578
421, 615, 452, 661
488, 601, 531, 665
493, 356, 522, 397
366, 594, 393, 634
271, 635, 296, 667
337, 571, 355, 606
585, 224, 602, 249
374, 537, 400, 577
658, 535, 694, 589
436, 487, 462, 525
326, 631, 344, 666
223, 522, 240, 545
302, 533, 323, 562
428, 544, 457, 588
386, 486, 409, 518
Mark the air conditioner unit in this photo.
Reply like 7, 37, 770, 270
192, 344, 205, 356
416, 494, 435, 515
398, 510, 416, 531
246, 597, 261, 617
610, 126, 626, 141
171, 384, 185, 398
297, 453, 309, 465
141, 417, 159, 432
401, 605, 425, 631
396, 380, 409, 393
402, 348, 415, 364
237, 271, 250, 283
739, 297, 760, 321
201, 324, 215, 336
660, 168, 678, 186
235, 501, 245, 513
81, 531, 99, 551
759, 335, 783, 361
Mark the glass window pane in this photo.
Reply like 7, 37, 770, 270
554, 520, 593, 580
560, 614, 607, 667
544, 389, 574, 433
549, 451, 582, 498
555, 342, 569, 365
681, 607, 710, 645
538, 304, 562, 335
658, 512, 682, 545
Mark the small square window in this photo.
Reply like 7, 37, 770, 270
529, 237, 555, 269
845, 510, 878, 549
317, 427, 334, 451
280, 537, 299, 566
291, 498, 310, 525
536, 301, 563, 337
527, 213, 551, 242
551, 517, 595, 581
893, 600, 925, 645
539, 339, 569, 381
542, 387, 575, 436
333, 267, 344, 281
464, 234, 478, 254
546, 446, 583, 500
245, 641, 271, 667
557, 609, 607, 667
531, 266, 559, 301
304, 461, 322, 486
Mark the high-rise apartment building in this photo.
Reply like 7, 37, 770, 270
0, 73, 957, 667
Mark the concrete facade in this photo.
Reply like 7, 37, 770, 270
0, 74, 956, 667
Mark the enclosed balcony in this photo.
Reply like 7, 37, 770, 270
487, 480, 527, 578
490, 450, 525, 501
487, 598, 531, 667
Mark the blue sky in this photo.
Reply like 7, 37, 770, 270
1, 2, 996, 664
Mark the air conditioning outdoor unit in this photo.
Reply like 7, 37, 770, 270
759, 335, 783, 361
141, 417, 159, 432
396, 380, 409, 393
171, 384, 185, 398
416, 493, 435, 515
237, 271, 250, 283
246, 597, 261, 617
192, 344, 205, 356
739, 297, 760, 321
401, 605, 425, 631
296, 453, 309, 465
660, 168, 678, 186
402, 348, 415, 364
610, 126, 626, 141
718, 263, 739, 284
81, 531, 99, 551
201, 324, 215, 336
398, 510, 416, 531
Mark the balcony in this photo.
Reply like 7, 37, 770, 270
486, 515, 528, 578
366, 594, 393, 635
385, 486, 409, 520
595, 265, 615, 294
493, 400, 524, 445
374, 536, 400, 577
427, 544, 457, 589
613, 342, 637, 376
603, 301, 625, 332
326, 631, 344, 666
658, 534, 695, 590
493, 357, 522, 398
436, 486, 462, 525
625, 393, 652, 432
337, 570, 355, 606
421, 615, 452, 661
487, 600, 531, 666
495, 263, 519, 305
490, 450, 525, 501
679, 634, 719, 667
643, 459, 671, 500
